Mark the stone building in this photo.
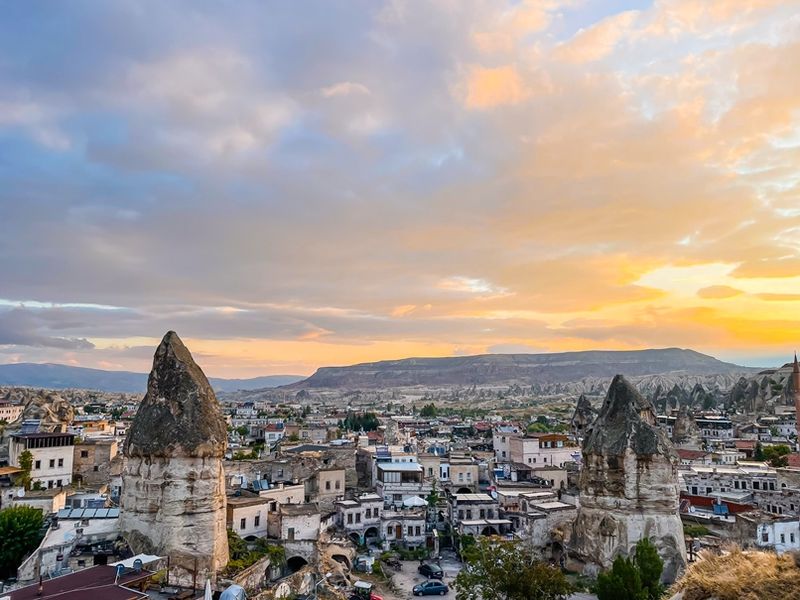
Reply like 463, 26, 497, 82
119, 331, 230, 585
571, 375, 686, 583
9, 431, 75, 489
73, 437, 118, 487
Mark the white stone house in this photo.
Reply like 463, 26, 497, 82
381, 507, 426, 548
508, 433, 576, 468
9, 432, 75, 489
335, 493, 383, 544
449, 493, 511, 536
226, 495, 270, 540
375, 462, 431, 507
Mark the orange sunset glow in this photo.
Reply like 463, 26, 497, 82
1, 0, 799, 378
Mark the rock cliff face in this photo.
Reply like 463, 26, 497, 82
120, 331, 229, 583
572, 375, 686, 583
570, 394, 597, 439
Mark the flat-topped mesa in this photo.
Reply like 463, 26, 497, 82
125, 331, 227, 458
120, 331, 229, 585
572, 374, 686, 583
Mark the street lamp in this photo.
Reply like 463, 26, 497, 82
313, 572, 332, 599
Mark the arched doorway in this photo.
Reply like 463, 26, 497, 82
456, 487, 472, 494
287, 556, 308, 573
348, 532, 362, 545
480, 526, 498, 536
331, 554, 351, 570
364, 526, 379, 543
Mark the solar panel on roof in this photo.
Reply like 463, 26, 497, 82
57, 509, 71, 519
83, 508, 97, 518
69, 508, 84, 519
107, 508, 120, 517
95, 508, 109, 518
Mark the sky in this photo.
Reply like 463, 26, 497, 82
1, 0, 800, 378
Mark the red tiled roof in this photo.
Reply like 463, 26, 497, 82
787, 453, 800, 468
735, 440, 756, 449
10, 566, 151, 600
677, 449, 709, 460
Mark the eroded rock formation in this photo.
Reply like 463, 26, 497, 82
570, 394, 597, 439
120, 331, 229, 584
672, 404, 702, 448
571, 374, 686, 583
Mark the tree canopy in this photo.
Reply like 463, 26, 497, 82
596, 538, 664, 600
0, 505, 44, 579
454, 537, 572, 600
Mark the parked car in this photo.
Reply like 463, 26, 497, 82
417, 562, 444, 579
413, 580, 449, 596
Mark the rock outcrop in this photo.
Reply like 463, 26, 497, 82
120, 331, 229, 584
672, 404, 702, 448
570, 394, 597, 439
571, 374, 686, 583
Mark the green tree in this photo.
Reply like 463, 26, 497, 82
754, 442, 765, 461
17, 449, 33, 491
596, 555, 646, 600
762, 444, 792, 467
0, 506, 44, 578
596, 538, 664, 600
235, 425, 249, 437
454, 537, 573, 600
634, 538, 664, 600
420, 403, 438, 417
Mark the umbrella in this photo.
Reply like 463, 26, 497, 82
403, 495, 428, 507
204, 578, 213, 600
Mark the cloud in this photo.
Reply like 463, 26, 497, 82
697, 285, 744, 299
0, 1, 799, 375
464, 65, 529, 108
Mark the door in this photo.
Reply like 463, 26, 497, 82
395, 525, 403, 538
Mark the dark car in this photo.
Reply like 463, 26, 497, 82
417, 562, 444, 579
413, 580, 449, 596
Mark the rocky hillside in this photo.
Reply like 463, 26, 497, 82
285, 348, 756, 390
0, 362, 303, 393
726, 361, 799, 412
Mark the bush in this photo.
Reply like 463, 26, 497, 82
0, 506, 44, 578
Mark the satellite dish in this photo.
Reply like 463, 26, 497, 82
17, 489, 25, 498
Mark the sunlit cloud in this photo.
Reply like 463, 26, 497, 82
0, 0, 799, 376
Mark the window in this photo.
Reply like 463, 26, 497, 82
781, 534, 786, 544
56, 479, 62, 487
35, 460, 41, 470
47, 480, 53, 489
466, 510, 472, 519
58, 458, 64, 467
254, 515, 260, 527
347, 514, 353, 524
365, 508, 371, 518
479, 509, 485, 518
287, 527, 295, 541
335, 480, 341, 490
240, 518, 246, 530
270, 502, 277, 512
93, 466, 98, 472
387, 526, 392, 536
416, 526, 421, 536
49, 459, 55, 468
80, 450, 89, 458
355, 513, 361, 523
325, 481, 331, 490
735, 481, 740, 489
458, 510, 464, 520
791, 533, 796, 543
762, 531, 769, 543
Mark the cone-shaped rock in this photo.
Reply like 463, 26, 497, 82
572, 375, 686, 583
120, 331, 229, 584
126, 331, 228, 458
570, 394, 597, 439
672, 404, 701, 448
